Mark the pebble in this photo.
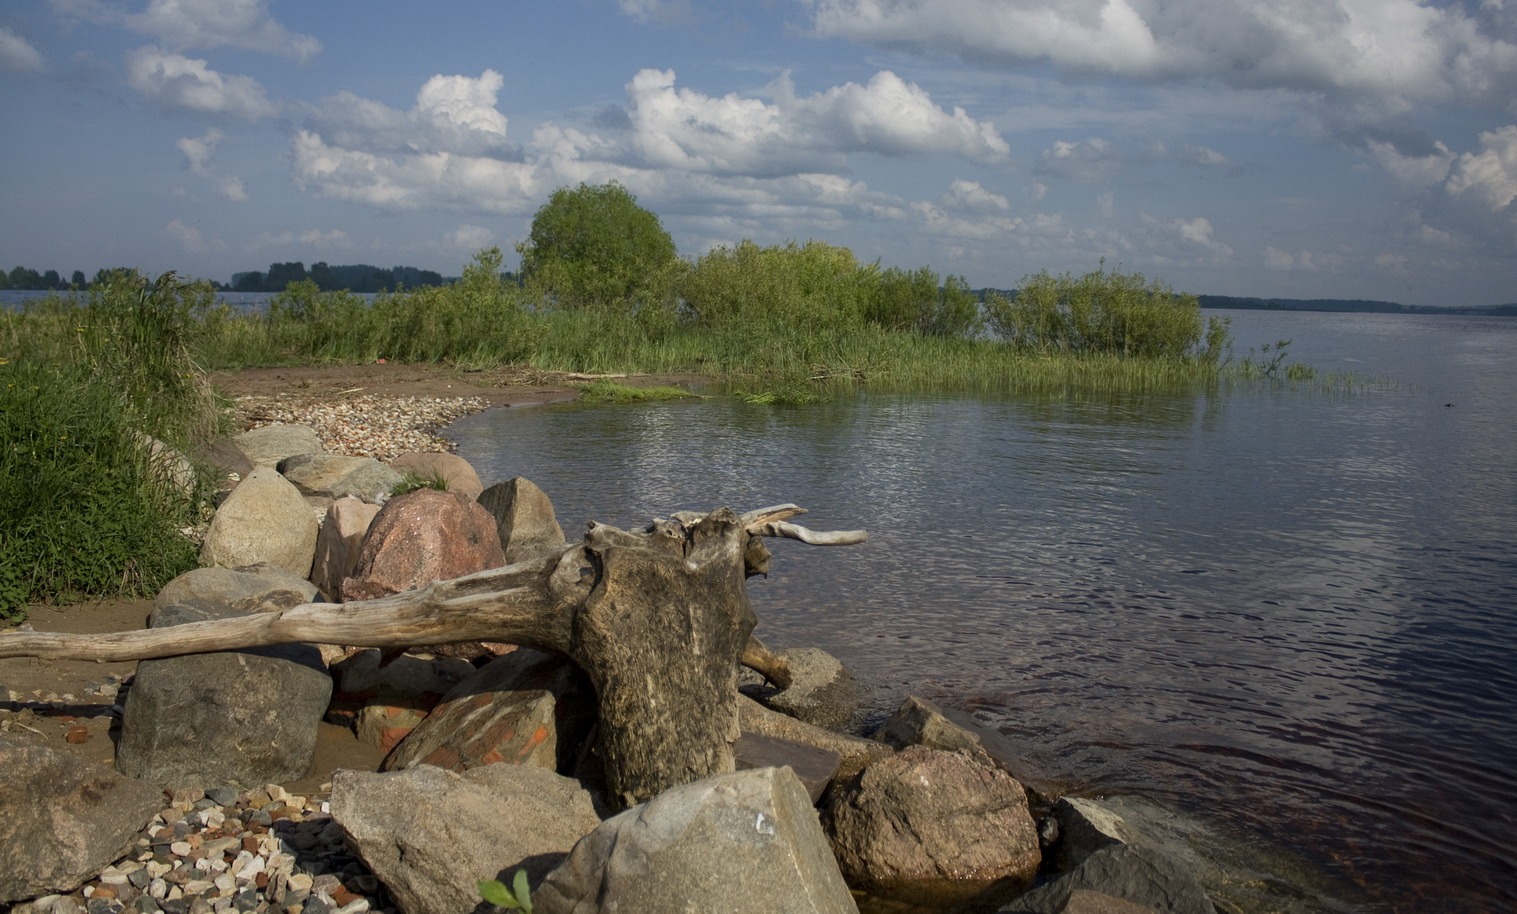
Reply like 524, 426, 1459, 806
8, 786, 396, 914
235, 394, 490, 461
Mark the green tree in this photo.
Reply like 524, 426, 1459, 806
516, 182, 681, 314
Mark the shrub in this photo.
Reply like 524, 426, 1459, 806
985, 264, 1229, 361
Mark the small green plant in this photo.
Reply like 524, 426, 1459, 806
577, 379, 693, 403
390, 470, 450, 497
479, 870, 532, 913
736, 383, 829, 406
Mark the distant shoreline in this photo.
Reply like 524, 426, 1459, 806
1195, 294, 1517, 317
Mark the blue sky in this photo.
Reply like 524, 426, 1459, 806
1, 1, 1514, 305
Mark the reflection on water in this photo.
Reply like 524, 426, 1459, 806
445, 311, 1517, 914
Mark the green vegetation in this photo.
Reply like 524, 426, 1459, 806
577, 379, 695, 403
6, 181, 1354, 616
390, 470, 450, 496
0, 271, 225, 620
479, 871, 533, 912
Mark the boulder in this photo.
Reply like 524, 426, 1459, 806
822, 745, 1040, 906
383, 649, 595, 775
341, 488, 505, 602
194, 437, 254, 495
998, 845, 1215, 914
330, 763, 602, 914
199, 467, 319, 578
156, 563, 320, 613
740, 646, 862, 731
114, 599, 332, 788
311, 496, 383, 600
387, 451, 484, 500
738, 694, 891, 775
477, 477, 566, 564
233, 422, 324, 468
278, 453, 404, 502
356, 704, 431, 753
135, 431, 196, 499
733, 732, 840, 804
534, 767, 857, 914
327, 648, 476, 728
0, 735, 164, 903
874, 695, 997, 769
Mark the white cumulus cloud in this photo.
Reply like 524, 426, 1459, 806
1445, 125, 1517, 215
57, 0, 319, 62
0, 27, 44, 72
307, 70, 518, 160
126, 47, 277, 119
625, 68, 1008, 176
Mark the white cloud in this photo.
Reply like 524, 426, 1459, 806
0, 27, 44, 72
306, 71, 518, 160
56, 0, 319, 62
624, 68, 1008, 176
126, 47, 277, 119
1264, 246, 1342, 272
1445, 125, 1517, 214
249, 228, 353, 251
445, 225, 496, 252
1037, 138, 1122, 181
218, 176, 248, 203
1140, 214, 1234, 262
941, 179, 1009, 212
176, 128, 223, 176
807, 0, 1517, 112
617, 0, 695, 24
165, 218, 225, 253
1369, 139, 1454, 190
291, 130, 539, 213
1096, 192, 1115, 219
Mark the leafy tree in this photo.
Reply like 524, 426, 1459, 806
70, 270, 87, 289
680, 239, 873, 331
863, 266, 983, 338
517, 182, 681, 313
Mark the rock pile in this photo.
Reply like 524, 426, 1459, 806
3, 406, 1248, 914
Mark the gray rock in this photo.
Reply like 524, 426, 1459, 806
310, 497, 382, 601
738, 694, 891, 775
477, 477, 566, 564
277, 453, 404, 502
534, 767, 857, 914
193, 439, 253, 494
386, 452, 484, 500
115, 600, 332, 788
135, 431, 197, 499
383, 648, 595, 775
0, 734, 164, 902
733, 732, 840, 804
875, 695, 996, 767
740, 646, 862, 731
155, 564, 319, 614
822, 745, 1040, 907
330, 763, 602, 914
999, 845, 1215, 914
233, 423, 323, 469
199, 467, 319, 578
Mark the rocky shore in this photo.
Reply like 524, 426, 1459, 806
2, 367, 1335, 914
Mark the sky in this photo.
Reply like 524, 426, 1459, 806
1, 1, 1514, 306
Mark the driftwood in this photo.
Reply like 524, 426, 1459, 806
0, 504, 864, 808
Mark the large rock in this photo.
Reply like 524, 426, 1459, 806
741, 646, 863, 731
383, 648, 595, 775
0, 735, 165, 902
477, 477, 566, 563
278, 453, 404, 502
233, 422, 324, 468
331, 763, 602, 914
328, 648, 475, 722
734, 732, 841, 804
341, 488, 505, 602
738, 694, 891, 775
534, 767, 858, 914
387, 451, 484, 500
156, 563, 320, 613
999, 845, 1215, 914
874, 695, 997, 768
135, 431, 197, 499
199, 466, 319, 577
115, 600, 332, 788
823, 745, 1040, 906
194, 437, 254, 496
311, 496, 383, 600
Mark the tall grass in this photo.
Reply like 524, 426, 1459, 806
0, 272, 223, 620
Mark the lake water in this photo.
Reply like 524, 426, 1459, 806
443, 310, 1517, 914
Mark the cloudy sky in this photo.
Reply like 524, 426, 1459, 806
2, 1, 1514, 305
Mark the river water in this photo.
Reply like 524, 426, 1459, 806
444, 310, 1517, 913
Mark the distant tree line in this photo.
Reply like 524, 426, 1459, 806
230, 262, 460, 293
1, 266, 92, 290
1197, 294, 1517, 317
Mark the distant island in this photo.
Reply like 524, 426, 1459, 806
1196, 294, 1517, 317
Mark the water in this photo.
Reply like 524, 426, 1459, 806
443, 311, 1517, 913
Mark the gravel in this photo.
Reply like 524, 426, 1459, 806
234, 394, 491, 461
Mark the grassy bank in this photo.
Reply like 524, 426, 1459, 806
1, 254, 1331, 618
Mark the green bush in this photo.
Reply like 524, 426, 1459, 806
862, 266, 983, 338
517, 182, 683, 315
984, 264, 1229, 361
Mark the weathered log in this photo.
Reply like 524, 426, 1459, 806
0, 505, 864, 808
